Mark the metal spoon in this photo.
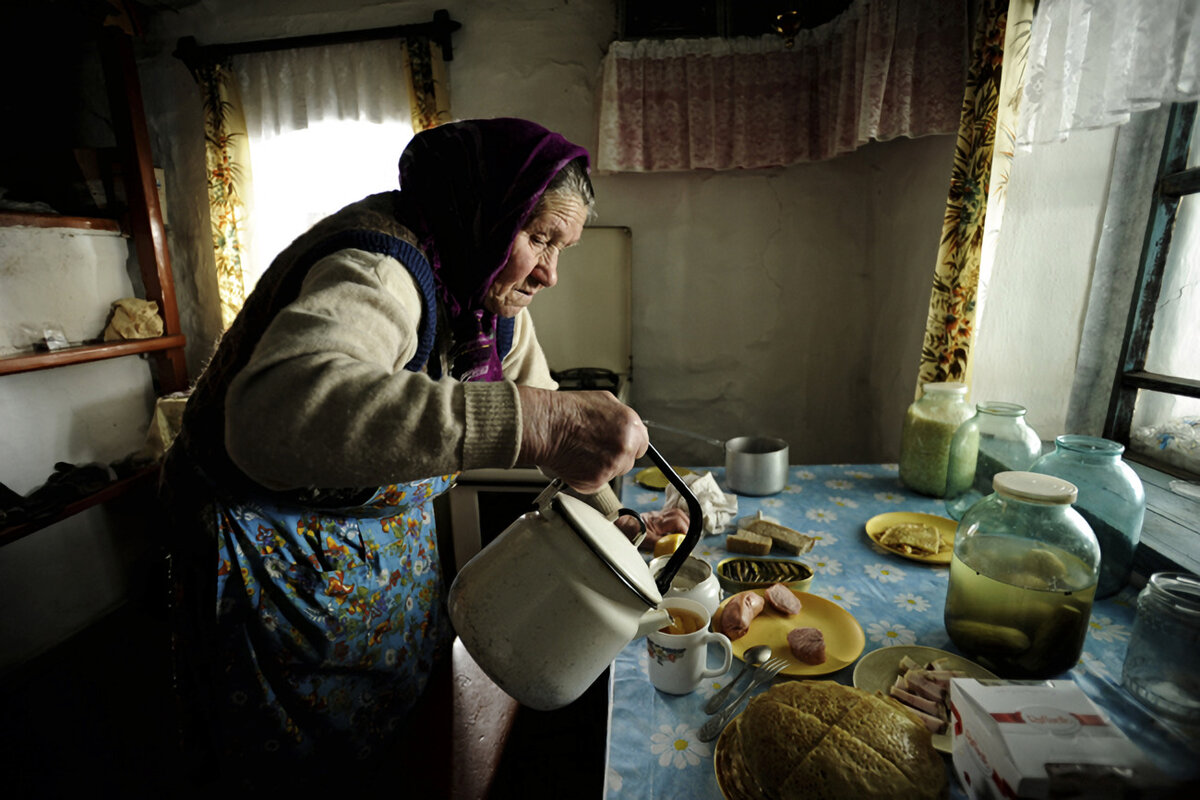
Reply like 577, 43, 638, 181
703, 644, 771, 714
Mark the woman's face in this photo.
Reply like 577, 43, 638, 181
484, 193, 589, 318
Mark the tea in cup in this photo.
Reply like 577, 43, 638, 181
647, 598, 733, 695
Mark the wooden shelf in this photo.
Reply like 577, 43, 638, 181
0, 210, 123, 234
0, 335, 187, 376
0, 465, 158, 547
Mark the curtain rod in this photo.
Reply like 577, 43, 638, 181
174, 8, 461, 70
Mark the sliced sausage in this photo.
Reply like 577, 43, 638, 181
763, 583, 803, 615
720, 591, 765, 641
787, 627, 826, 665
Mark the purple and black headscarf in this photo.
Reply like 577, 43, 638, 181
397, 118, 590, 382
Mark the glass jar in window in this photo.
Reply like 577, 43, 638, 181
1029, 435, 1145, 599
944, 402, 1043, 521
898, 382, 973, 497
944, 471, 1100, 678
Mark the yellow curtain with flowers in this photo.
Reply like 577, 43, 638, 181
193, 37, 450, 330
916, 0, 1033, 391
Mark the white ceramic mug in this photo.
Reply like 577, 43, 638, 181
646, 598, 733, 695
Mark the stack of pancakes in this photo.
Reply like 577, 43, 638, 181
716, 681, 947, 799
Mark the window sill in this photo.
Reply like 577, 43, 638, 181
1129, 461, 1200, 579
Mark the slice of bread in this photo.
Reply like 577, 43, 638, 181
726, 530, 773, 556
743, 519, 817, 555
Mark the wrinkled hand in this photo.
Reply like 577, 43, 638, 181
615, 507, 691, 550
518, 386, 648, 495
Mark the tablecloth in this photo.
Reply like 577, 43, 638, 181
603, 463, 1177, 799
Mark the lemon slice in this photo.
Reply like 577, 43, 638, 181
654, 533, 686, 558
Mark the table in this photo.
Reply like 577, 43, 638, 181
603, 463, 1187, 799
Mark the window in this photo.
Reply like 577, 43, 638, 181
243, 118, 413, 290
1107, 102, 1200, 482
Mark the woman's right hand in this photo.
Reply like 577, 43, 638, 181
517, 386, 648, 495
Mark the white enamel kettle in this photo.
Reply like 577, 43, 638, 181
448, 442, 702, 710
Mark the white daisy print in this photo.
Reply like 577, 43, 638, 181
894, 593, 930, 613
816, 585, 861, 607
882, 463, 899, 471
846, 470, 873, 479
650, 722, 711, 768
865, 562, 907, 583
1087, 616, 1131, 644
606, 767, 623, 792
635, 491, 661, 505
824, 479, 854, 490
783, 483, 804, 494
1078, 652, 1116, 682
806, 508, 837, 523
874, 491, 906, 503
794, 469, 815, 480
807, 530, 838, 547
867, 620, 917, 647
762, 497, 784, 508
828, 496, 859, 509
808, 556, 843, 575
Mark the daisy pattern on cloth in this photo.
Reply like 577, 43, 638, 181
894, 592, 931, 613
866, 619, 918, 647
865, 562, 907, 583
845, 470, 874, 479
874, 490, 906, 503
827, 496, 859, 509
807, 555, 843, 575
1087, 615, 1131, 644
651, 722, 711, 769
606, 766, 623, 793
806, 507, 837, 522
805, 530, 838, 547
824, 479, 854, 490
814, 585, 861, 608
793, 469, 816, 480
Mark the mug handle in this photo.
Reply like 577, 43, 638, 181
698, 631, 733, 680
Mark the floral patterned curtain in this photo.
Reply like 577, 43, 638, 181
193, 61, 251, 330
916, 0, 1034, 390
596, 0, 967, 172
192, 36, 450, 328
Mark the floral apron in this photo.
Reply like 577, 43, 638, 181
205, 474, 455, 767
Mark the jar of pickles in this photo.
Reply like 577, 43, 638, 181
944, 471, 1100, 678
898, 382, 973, 497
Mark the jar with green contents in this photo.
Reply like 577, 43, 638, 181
898, 382, 973, 497
944, 471, 1100, 678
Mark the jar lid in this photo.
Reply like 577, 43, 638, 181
993, 471, 1078, 504
923, 382, 968, 394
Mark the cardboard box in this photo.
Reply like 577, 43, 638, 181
950, 678, 1152, 799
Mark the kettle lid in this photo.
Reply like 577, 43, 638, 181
555, 493, 663, 607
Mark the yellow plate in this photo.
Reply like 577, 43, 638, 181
712, 589, 864, 677
851, 644, 997, 753
713, 718, 766, 800
864, 511, 957, 564
634, 465, 694, 489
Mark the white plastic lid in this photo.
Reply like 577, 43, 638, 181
993, 471, 1078, 505
555, 493, 663, 607
922, 381, 968, 394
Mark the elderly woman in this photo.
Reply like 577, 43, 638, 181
162, 118, 646, 782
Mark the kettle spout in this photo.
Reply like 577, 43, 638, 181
635, 607, 672, 639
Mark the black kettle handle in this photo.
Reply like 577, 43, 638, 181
647, 441, 703, 594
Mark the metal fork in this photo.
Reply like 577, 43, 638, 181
697, 656, 790, 742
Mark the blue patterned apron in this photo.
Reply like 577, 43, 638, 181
206, 474, 456, 766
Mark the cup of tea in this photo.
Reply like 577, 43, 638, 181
646, 597, 733, 695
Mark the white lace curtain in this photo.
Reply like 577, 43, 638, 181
1019, 0, 1200, 145
234, 38, 413, 141
596, 0, 967, 172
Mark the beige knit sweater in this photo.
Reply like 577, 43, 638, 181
222, 246, 621, 515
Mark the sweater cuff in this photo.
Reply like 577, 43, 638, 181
462, 380, 522, 469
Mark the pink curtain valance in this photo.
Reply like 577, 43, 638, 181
597, 0, 968, 172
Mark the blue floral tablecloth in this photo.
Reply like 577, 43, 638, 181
603, 463, 1152, 799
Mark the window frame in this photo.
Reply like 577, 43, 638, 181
1105, 101, 1200, 482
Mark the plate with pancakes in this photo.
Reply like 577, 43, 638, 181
864, 512, 956, 564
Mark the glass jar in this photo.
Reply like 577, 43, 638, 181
1121, 572, 1200, 726
944, 471, 1100, 678
898, 382, 973, 497
1029, 435, 1145, 599
944, 402, 1043, 521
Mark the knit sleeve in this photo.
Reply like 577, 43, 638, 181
224, 249, 522, 490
